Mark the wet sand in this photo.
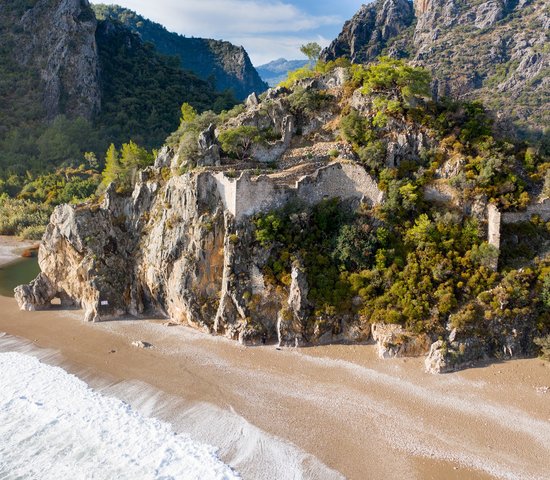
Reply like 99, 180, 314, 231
1, 237, 549, 479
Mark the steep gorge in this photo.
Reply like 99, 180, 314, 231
92, 4, 268, 101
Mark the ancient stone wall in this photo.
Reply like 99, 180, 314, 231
501, 199, 550, 224
213, 173, 238, 215
213, 161, 384, 221
295, 162, 383, 207
487, 204, 501, 250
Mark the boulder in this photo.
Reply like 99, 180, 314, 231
371, 323, 431, 359
197, 124, 221, 166
14, 273, 57, 311
245, 92, 260, 108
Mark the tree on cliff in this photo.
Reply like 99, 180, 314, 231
300, 42, 322, 66
100, 144, 122, 189
218, 126, 262, 160
100, 141, 153, 193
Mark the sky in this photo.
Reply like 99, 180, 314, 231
90, 0, 366, 65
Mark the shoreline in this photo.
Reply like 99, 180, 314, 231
1, 293, 549, 479
0, 235, 36, 267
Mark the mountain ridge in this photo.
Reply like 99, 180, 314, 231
256, 58, 309, 86
321, 0, 549, 140
92, 4, 268, 100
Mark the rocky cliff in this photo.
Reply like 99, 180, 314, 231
92, 4, 268, 100
321, 0, 415, 63
321, 0, 549, 137
16, 61, 549, 371
2, 0, 101, 121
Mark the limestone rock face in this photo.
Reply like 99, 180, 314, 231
371, 323, 431, 359
17, 0, 101, 120
320, 0, 414, 63
323, 0, 549, 135
277, 262, 310, 347
197, 124, 221, 166
288, 262, 310, 320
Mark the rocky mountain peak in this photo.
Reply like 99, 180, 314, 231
320, 0, 414, 63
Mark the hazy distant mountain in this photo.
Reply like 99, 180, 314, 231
256, 58, 309, 86
93, 4, 268, 100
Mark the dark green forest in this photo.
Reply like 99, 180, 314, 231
92, 4, 268, 100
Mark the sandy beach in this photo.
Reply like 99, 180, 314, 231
0, 238, 549, 480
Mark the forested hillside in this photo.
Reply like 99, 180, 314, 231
0, 0, 237, 239
92, 4, 268, 100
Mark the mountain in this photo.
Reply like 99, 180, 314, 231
95, 19, 235, 149
92, 4, 268, 100
0, 0, 100, 129
321, 0, 414, 63
256, 58, 309, 86
0, 0, 236, 175
321, 0, 549, 140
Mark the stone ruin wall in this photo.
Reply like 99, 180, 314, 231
487, 200, 550, 252
500, 199, 550, 224
213, 162, 384, 221
487, 204, 501, 250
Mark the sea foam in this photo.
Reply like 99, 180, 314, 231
0, 351, 240, 480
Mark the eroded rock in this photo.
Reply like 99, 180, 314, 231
371, 323, 431, 359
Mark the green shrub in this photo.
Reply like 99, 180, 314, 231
218, 126, 262, 160
534, 335, 550, 360
19, 224, 47, 240
0, 196, 53, 237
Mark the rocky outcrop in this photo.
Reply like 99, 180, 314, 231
277, 261, 310, 347
16, 149, 383, 346
371, 323, 431, 359
425, 337, 488, 374
321, 0, 414, 63
197, 124, 221, 166
323, 0, 549, 136
14, 273, 57, 312
14, 59, 542, 371
14, 0, 101, 120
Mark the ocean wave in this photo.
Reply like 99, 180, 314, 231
0, 351, 240, 480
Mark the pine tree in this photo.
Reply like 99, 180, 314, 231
100, 143, 121, 189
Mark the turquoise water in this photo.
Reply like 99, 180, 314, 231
0, 257, 40, 298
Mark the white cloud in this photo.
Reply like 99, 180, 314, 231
167, 0, 340, 35
92, 0, 344, 64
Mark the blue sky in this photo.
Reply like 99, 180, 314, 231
91, 1, 366, 65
